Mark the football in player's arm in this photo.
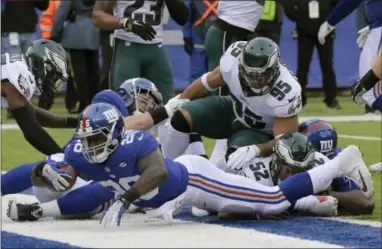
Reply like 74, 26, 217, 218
1, 40, 77, 156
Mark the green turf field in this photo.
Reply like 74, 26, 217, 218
1, 96, 381, 221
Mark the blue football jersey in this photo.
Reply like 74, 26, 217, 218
331, 148, 361, 192
64, 130, 189, 208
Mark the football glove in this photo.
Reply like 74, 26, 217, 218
164, 94, 189, 118
41, 163, 72, 192
227, 145, 260, 172
351, 79, 367, 105
309, 196, 338, 217
357, 26, 371, 49
120, 18, 156, 41
318, 21, 335, 45
100, 197, 130, 227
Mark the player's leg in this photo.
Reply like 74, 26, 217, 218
177, 145, 363, 216
142, 44, 174, 104
1, 161, 40, 196
110, 39, 142, 90
163, 96, 236, 159
7, 182, 115, 221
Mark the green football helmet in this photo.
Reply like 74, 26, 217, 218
270, 132, 315, 185
24, 39, 69, 104
238, 37, 280, 96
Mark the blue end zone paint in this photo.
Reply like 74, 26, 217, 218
175, 209, 382, 248
1, 231, 83, 248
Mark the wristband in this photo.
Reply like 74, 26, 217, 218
201, 73, 215, 92
150, 106, 169, 125
66, 117, 78, 128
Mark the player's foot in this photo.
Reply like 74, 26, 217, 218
7, 201, 42, 221
364, 104, 375, 115
369, 162, 382, 172
191, 206, 210, 217
325, 99, 342, 110
336, 145, 363, 178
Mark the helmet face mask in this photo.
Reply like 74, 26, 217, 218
238, 37, 280, 96
270, 132, 316, 184
76, 103, 124, 164
117, 78, 163, 114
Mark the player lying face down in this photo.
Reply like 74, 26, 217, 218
299, 119, 375, 215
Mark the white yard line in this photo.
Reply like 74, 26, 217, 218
338, 134, 382, 141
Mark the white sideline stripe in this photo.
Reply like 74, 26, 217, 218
338, 134, 382, 141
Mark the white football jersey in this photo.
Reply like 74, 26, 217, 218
113, 0, 164, 44
1, 53, 37, 109
217, 1, 264, 31
220, 41, 302, 134
238, 152, 329, 187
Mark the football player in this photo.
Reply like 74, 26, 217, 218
1, 39, 77, 156
226, 132, 375, 218
299, 119, 375, 215
317, 0, 382, 112
8, 102, 363, 226
160, 37, 302, 171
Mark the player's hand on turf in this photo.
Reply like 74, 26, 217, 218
164, 94, 190, 117
100, 197, 130, 227
42, 163, 72, 192
309, 196, 338, 217
318, 21, 334, 45
120, 18, 156, 41
351, 79, 367, 105
357, 26, 370, 49
227, 145, 260, 172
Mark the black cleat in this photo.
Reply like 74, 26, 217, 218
7, 201, 43, 221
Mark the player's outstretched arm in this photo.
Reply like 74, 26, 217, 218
3, 82, 62, 155
92, 0, 119, 30
180, 66, 226, 100
329, 190, 375, 215
121, 148, 168, 202
35, 107, 78, 128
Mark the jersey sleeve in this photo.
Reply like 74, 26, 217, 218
326, 0, 364, 26
219, 41, 245, 83
124, 130, 160, 160
91, 90, 130, 117
1, 54, 37, 101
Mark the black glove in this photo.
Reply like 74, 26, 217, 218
120, 18, 156, 41
183, 37, 193, 55
351, 79, 367, 105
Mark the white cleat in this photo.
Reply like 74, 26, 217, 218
336, 145, 363, 178
369, 162, 382, 172
191, 206, 210, 217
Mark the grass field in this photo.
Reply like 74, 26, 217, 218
1, 96, 381, 221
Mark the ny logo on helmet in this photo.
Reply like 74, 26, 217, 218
103, 109, 119, 123
320, 140, 333, 152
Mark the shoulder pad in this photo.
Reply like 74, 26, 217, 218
313, 151, 330, 167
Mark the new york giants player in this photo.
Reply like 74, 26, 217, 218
24, 102, 363, 227
318, 0, 382, 111
299, 119, 375, 214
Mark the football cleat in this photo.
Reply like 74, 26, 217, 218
7, 201, 43, 221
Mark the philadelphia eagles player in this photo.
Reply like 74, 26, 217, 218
1, 39, 77, 156
161, 37, 302, 168
92, 0, 188, 103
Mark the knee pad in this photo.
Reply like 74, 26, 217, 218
171, 110, 191, 133
225, 147, 238, 162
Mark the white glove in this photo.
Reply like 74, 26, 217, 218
357, 26, 371, 48
41, 163, 72, 192
99, 198, 128, 227
309, 196, 338, 217
318, 21, 335, 45
164, 94, 190, 118
227, 145, 260, 172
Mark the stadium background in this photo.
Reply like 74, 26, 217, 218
33, 9, 360, 90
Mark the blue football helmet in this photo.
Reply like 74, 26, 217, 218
298, 119, 338, 158
116, 78, 163, 114
76, 102, 125, 163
